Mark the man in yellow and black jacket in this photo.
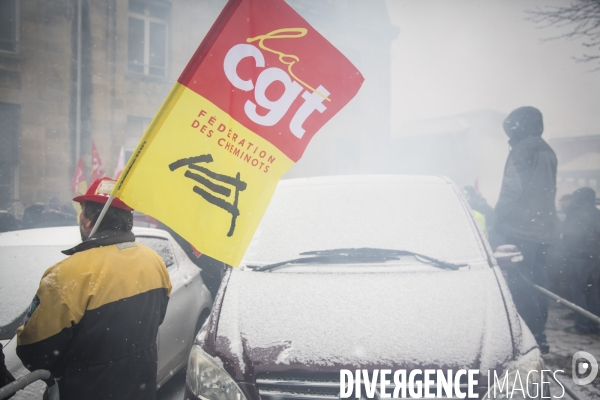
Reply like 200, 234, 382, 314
16, 178, 172, 400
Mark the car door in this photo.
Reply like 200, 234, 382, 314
136, 236, 185, 381
136, 236, 193, 380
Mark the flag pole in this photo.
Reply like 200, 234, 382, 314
89, 196, 114, 238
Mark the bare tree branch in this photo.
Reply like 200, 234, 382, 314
527, 0, 600, 70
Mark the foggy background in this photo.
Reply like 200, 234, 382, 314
386, 0, 600, 204
0, 0, 598, 211
288, 0, 600, 206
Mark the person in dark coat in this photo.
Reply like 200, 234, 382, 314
37, 197, 77, 228
562, 187, 600, 334
0, 211, 20, 232
495, 106, 558, 354
546, 193, 573, 296
21, 203, 45, 229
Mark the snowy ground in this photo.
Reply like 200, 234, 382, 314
544, 302, 600, 400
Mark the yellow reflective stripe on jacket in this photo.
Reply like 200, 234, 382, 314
16, 277, 79, 346
17, 242, 171, 346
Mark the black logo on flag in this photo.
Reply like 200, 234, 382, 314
169, 155, 247, 237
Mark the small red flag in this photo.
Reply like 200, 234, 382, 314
90, 141, 106, 183
114, 146, 126, 180
71, 158, 87, 195
190, 245, 202, 259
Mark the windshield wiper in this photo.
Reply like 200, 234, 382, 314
249, 247, 467, 272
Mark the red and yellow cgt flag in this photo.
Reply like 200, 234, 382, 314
112, 0, 364, 266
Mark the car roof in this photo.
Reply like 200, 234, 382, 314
0, 226, 173, 247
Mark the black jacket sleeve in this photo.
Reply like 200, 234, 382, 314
495, 146, 530, 220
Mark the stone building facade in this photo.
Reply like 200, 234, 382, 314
0, 0, 395, 209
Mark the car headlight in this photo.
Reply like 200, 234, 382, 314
483, 351, 545, 400
186, 345, 247, 400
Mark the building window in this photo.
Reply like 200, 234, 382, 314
128, 0, 169, 77
0, 0, 20, 53
0, 103, 20, 207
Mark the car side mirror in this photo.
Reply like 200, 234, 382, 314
493, 245, 523, 269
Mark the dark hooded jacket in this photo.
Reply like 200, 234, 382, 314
562, 187, 600, 261
495, 107, 558, 244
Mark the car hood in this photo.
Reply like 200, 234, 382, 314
208, 267, 534, 381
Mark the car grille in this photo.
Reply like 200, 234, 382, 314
256, 373, 340, 400
255, 372, 478, 400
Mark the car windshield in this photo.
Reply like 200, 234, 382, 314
242, 177, 485, 267
0, 246, 67, 333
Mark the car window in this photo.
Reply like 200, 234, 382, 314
136, 237, 177, 270
243, 177, 484, 266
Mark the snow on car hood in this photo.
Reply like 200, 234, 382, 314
215, 267, 519, 377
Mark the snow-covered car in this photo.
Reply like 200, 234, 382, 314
0, 226, 213, 398
185, 175, 543, 400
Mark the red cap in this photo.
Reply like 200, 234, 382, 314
73, 177, 134, 211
